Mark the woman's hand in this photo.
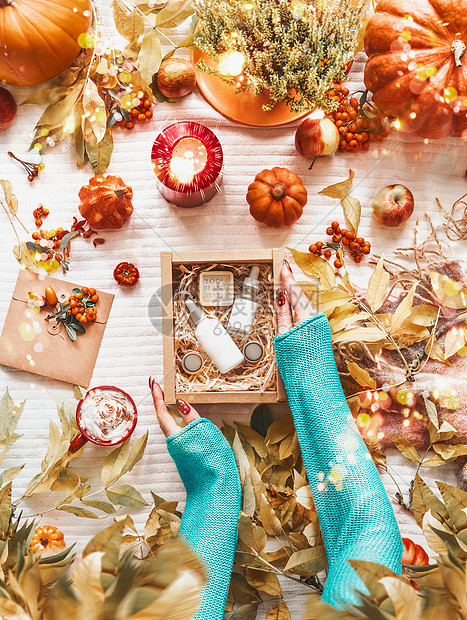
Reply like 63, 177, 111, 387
149, 377, 200, 437
275, 260, 318, 335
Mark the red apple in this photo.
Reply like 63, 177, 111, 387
157, 58, 196, 99
295, 118, 339, 158
371, 184, 414, 227
0, 87, 17, 130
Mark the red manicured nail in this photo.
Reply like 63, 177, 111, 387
284, 260, 292, 273
148, 376, 154, 390
276, 288, 286, 307
176, 399, 191, 415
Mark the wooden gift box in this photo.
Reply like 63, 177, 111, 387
160, 249, 287, 404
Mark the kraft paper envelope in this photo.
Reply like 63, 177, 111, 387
0, 270, 114, 387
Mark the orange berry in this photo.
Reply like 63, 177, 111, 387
348, 107, 357, 119
35, 219, 42, 227
91, 295, 99, 302
350, 97, 359, 109
131, 108, 139, 118
331, 221, 340, 230
332, 234, 341, 243
88, 288, 96, 296
354, 255, 362, 263
81, 287, 88, 294
145, 110, 153, 119
137, 113, 146, 122
309, 244, 317, 254
316, 241, 324, 250
356, 237, 364, 244
144, 99, 151, 109
72, 307, 79, 315
348, 122, 357, 133
80, 317, 87, 324
341, 87, 350, 97
323, 249, 332, 259
32, 232, 40, 240
126, 122, 134, 130
362, 141, 370, 150
334, 259, 343, 269
326, 227, 334, 235
342, 237, 350, 246
74, 292, 83, 300
341, 112, 350, 122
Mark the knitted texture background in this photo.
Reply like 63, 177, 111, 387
274, 313, 403, 609
167, 417, 242, 620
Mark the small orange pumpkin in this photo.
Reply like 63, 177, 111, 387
401, 537, 429, 567
29, 525, 66, 556
247, 167, 307, 228
79, 175, 134, 230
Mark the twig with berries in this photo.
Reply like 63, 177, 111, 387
28, 229, 79, 274
45, 287, 99, 342
327, 86, 391, 153
309, 221, 371, 270
32, 205, 49, 228
8, 151, 44, 182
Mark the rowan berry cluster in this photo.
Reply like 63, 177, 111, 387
117, 91, 153, 130
309, 221, 371, 269
68, 288, 99, 324
327, 85, 390, 152
33, 205, 49, 228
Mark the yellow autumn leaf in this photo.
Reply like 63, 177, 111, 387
288, 248, 336, 289
0, 179, 18, 215
390, 283, 417, 333
139, 30, 162, 91
444, 326, 466, 359
346, 361, 377, 389
393, 437, 420, 463
332, 325, 386, 344
429, 271, 467, 309
367, 255, 389, 312
379, 577, 423, 619
342, 194, 361, 233
266, 600, 291, 619
82, 80, 107, 144
319, 169, 355, 200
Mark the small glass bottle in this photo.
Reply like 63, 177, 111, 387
228, 266, 260, 338
186, 299, 244, 374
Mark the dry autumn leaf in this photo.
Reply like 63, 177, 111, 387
289, 248, 336, 289
390, 282, 417, 333
139, 30, 162, 91
346, 361, 377, 389
429, 271, 467, 309
266, 600, 292, 619
367, 255, 389, 312
393, 437, 420, 463
0, 180, 18, 215
319, 170, 361, 232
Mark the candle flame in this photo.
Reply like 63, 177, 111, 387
169, 156, 196, 184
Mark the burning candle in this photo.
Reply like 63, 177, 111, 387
151, 121, 223, 208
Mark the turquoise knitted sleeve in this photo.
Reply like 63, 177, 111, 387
274, 313, 403, 609
167, 417, 241, 620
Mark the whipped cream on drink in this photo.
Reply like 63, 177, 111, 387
78, 387, 136, 443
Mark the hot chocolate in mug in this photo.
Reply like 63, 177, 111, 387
69, 386, 138, 453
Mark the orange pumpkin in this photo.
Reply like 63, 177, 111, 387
364, 0, 467, 139
0, 0, 92, 86
401, 537, 429, 567
79, 175, 134, 230
29, 525, 66, 556
247, 167, 307, 228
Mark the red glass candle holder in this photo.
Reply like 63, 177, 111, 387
151, 121, 223, 208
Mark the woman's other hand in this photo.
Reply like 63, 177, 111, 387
149, 377, 199, 437
276, 260, 318, 335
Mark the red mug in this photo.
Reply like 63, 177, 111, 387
69, 385, 138, 453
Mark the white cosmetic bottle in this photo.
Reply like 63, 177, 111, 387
186, 299, 244, 374
228, 266, 260, 338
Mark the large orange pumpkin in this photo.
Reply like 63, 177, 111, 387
79, 175, 134, 230
0, 0, 92, 86
247, 167, 307, 228
364, 0, 467, 139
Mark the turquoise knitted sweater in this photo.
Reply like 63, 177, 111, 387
274, 313, 403, 607
166, 313, 402, 617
